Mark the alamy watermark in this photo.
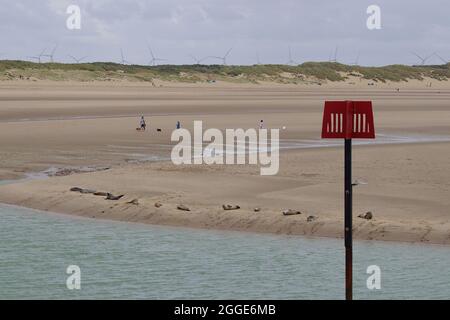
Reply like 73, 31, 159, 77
366, 265, 381, 290
66, 5, 81, 30
171, 121, 279, 175
66, 265, 81, 290
367, 5, 381, 30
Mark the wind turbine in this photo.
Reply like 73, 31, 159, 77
255, 52, 261, 65
119, 48, 131, 65
351, 51, 360, 66
50, 44, 58, 62
330, 46, 339, 63
286, 46, 298, 65
43, 44, 58, 62
212, 47, 232, 65
148, 46, 167, 66
411, 52, 435, 65
27, 48, 47, 63
68, 55, 88, 63
189, 54, 208, 65
434, 52, 449, 64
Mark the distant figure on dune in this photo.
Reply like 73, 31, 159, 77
176, 121, 181, 129
259, 119, 264, 129
140, 116, 146, 131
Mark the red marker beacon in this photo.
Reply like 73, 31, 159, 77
321, 101, 375, 300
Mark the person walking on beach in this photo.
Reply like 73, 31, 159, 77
176, 120, 181, 129
140, 116, 146, 131
259, 119, 264, 129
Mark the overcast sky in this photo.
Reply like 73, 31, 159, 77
0, 0, 449, 66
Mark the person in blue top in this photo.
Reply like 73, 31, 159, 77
140, 116, 146, 131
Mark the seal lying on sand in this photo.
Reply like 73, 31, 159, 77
282, 209, 302, 216
222, 204, 240, 211
106, 193, 124, 201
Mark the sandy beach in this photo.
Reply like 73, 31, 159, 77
1, 80, 450, 244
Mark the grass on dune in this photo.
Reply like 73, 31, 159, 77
0, 60, 449, 83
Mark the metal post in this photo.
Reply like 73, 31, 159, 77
344, 138, 353, 300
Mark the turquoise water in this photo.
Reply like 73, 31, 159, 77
0, 203, 449, 299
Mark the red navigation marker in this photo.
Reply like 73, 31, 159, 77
321, 101, 375, 300
321, 101, 375, 139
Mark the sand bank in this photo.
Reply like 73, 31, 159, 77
1, 83, 450, 244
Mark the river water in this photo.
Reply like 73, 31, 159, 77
1, 203, 449, 299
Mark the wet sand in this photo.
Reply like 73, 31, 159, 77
1, 81, 450, 244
